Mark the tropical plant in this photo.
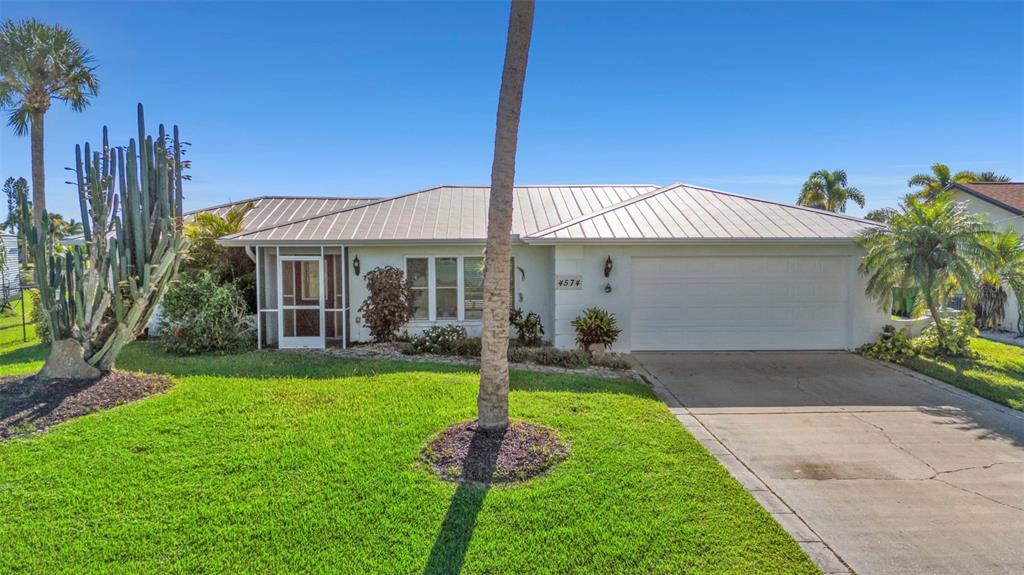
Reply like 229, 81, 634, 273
907, 163, 978, 201
976, 227, 1024, 334
2, 176, 26, 232
797, 169, 865, 213
509, 306, 544, 346
973, 171, 1012, 183
183, 202, 255, 308
916, 311, 978, 358
864, 206, 899, 224
410, 324, 468, 355
358, 265, 416, 342
478, 0, 535, 432
571, 307, 622, 351
856, 326, 917, 362
22, 104, 186, 380
0, 19, 100, 228
856, 192, 990, 349
159, 270, 254, 355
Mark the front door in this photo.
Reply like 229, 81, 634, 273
278, 256, 324, 348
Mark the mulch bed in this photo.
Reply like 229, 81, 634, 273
422, 420, 569, 485
0, 371, 173, 441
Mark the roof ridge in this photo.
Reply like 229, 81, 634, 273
222, 185, 446, 240
526, 181, 883, 239
436, 183, 661, 188
678, 182, 885, 227
526, 184, 683, 238
963, 181, 1022, 185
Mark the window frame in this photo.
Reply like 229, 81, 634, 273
405, 255, 516, 323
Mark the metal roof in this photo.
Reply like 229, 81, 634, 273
216, 183, 881, 245
220, 185, 659, 243
527, 183, 881, 242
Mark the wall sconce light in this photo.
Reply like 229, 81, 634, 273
604, 255, 613, 278
353, 255, 361, 276
604, 283, 613, 294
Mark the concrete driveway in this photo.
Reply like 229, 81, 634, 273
634, 352, 1024, 575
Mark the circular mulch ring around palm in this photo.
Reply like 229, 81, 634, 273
422, 420, 569, 485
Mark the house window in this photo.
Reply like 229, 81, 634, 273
407, 257, 429, 320
407, 255, 516, 322
436, 257, 458, 320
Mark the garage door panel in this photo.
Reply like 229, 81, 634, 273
630, 256, 848, 350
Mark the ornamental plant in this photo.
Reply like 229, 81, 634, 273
22, 104, 186, 380
571, 307, 622, 351
509, 307, 545, 346
358, 266, 416, 342
159, 270, 254, 355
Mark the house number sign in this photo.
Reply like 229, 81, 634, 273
556, 275, 583, 290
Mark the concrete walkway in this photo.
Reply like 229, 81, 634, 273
634, 351, 1024, 575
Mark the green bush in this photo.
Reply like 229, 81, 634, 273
450, 336, 482, 357
917, 311, 978, 358
29, 290, 50, 344
159, 271, 254, 355
856, 325, 917, 362
571, 307, 622, 350
410, 324, 468, 354
358, 266, 416, 342
589, 353, 633, 370
509, 307, 545, 346
509, 346, 591, 369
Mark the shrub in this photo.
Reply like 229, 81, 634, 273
509, 307, 545, 346
358, 266, 416, 342
450, 336, 482, 357
159, 271, 254, 355
856, 326, 917, 362
410, 324, 468, 354
571, 307, 622, 350
917, 311, 978, 358
509, 346, 591, 369
589, 353, 632, 370
29, 290, 50, 344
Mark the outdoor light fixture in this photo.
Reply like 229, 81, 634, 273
604, 283, 613, 294
604, 255, 613, 277
353, 255, 361, 276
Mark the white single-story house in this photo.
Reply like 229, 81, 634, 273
215, 182, 890, 352
949, 182, 1024, 332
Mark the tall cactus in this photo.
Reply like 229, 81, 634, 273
23, 104, 186, 379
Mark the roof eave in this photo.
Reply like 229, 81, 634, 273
523, 237, 862, 246
949, 184, 1024, 216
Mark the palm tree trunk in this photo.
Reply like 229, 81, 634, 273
925, 294, 947, 340
30, 110, 46, 228
478, 0, 535, 432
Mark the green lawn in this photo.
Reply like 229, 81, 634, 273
0, 342, 818, 574
0, 290, 46, 377
901, 337, 1024, 411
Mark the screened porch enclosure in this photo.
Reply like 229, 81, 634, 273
256, 246, 348, 349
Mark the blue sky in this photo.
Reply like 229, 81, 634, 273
2, 1, 1022, 220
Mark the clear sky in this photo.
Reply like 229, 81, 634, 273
2, 1, 1022, 220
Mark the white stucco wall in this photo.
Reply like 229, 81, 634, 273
346, 243, 553, 342
548, 243, 888, 352
953, 191, 1023, 332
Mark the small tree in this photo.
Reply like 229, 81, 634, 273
857, 193, 990, 345
184, 202, 256, 308
358, 266, 415, 342
23, 104, 186, 379
797, 169, 865, 213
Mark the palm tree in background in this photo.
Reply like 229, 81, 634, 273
857, 192, 991, 340
906, 163, 1000, 200
973, 171, 1013, 183
976, 227, 1024, 334
0, 19, 99, 228
478, 0, 535, 432
797, 169, 865, 213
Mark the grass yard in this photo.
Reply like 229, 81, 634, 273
0, 290, 46, 377
0, 343, 818, 574
901, 337, 1024, 411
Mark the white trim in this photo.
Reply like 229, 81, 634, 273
256, 245, 262, 349
278, 254, 325, 349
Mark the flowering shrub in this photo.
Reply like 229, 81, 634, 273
410, 324, 468, 354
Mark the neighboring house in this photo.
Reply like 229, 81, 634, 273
0, 233, 20, 306
950, 182, 1024, 332
216, 183, 889, 352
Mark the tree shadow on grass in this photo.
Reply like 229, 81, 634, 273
115, 342, 651, 398
422, 427, 503, 575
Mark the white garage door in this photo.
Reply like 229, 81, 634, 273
630, 256, 849, 351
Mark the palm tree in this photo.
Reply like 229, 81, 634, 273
977, 227, 1024, 334
184, 202, 254, 283
478, 0, 534, 432
857, 192, 991, 340
907, 163, 978, 201
0, 19, 99, 228
973, 171, 1012, 183
797, 169, 865, 213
